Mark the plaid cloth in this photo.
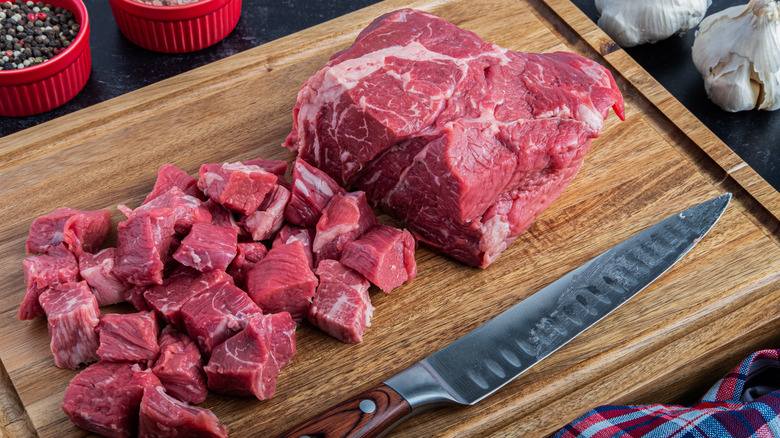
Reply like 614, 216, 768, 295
554, 349, 780, 437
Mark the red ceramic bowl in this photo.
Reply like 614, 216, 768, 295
0, 0, 91, 117
108, 0, 241, 54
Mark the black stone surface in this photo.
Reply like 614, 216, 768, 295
571, 0, 779, 190
1, 0, 777, 191
0, 0, 381, 136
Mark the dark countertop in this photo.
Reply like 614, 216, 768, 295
1, 0, 778, 191
571, 0, 779, 191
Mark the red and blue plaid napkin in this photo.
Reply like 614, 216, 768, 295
554, 349, 780, 437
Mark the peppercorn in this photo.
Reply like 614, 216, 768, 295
0, 0, 77, 70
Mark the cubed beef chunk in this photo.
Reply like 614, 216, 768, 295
273, 225, 315, 269
308, 260, 374, 343
340, 225, 417, 293
144, 267, 233, 329
124, 186, 212, 234
241, 184, 291, 241
173, 223, 237, 273
197, 162, 277, 215
97, 311, 160, 363
204, 313, 295, 400
39, 281, 100, 369
245, 241, 318, 321
226, 242, 268, 289
180, 282, 263, 355
19, 243, 79, 320
125, 285, 151, 311
284, 157, 346, 227
313, 191, 377, 266
25, 207, 111, 256
139, 385, 227, 438
62, 361, 161, 438
114, 207, 177, 286
79, 248, 127, 307
151, 326, 208, 404
142, 163, 204, 204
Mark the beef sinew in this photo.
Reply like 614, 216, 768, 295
284, 8, 624, 267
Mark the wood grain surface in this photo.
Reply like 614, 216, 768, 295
0, 0, 779, 437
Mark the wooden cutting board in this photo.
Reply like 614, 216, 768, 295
1, 0, 779, 436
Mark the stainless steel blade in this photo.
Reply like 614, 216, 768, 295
384, 193, 731, 411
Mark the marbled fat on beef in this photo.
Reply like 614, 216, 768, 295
114, 207, 177, 286
39, 281, 100, 369
78, 248, 127, 307
62, 361, 161, 438
180, 281, 263, 355
203, 313, 295, 400
197, 162, 278, 215
284, 9, 624, 267
25, 207, 111, 257
308, 260, 374, 343
312, 191, 377, 266
18, 243, 79, 320
245, 241, 318, 321
144, 267, 233, 329
151, 326, 208, 405
340, 225, 417, 293
241, 184, 291, 241
172, 222, 238, 273
284, 157, 346, 227
97, 311, 161, 363
139, 385, 227, 438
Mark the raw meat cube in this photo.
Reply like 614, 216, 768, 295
203, 313, 295, 400
144, 266, 233, 329
203, 198, 239, 229
18, 243, 79, 320
250, 311, 297, 368
79, 248, 127, 307
313, 191, 377, 266
151, 326, 208, 404
197, 162, 277, 215
142, 163, 203, 204
139, 385, 227, 438
284, 9, 624, 267
180, 281, 263, 355
62, 361, 161, 438
173, 222, 237, 272
341, 225, 417, 293
125, 285, 151, 311
245, 241, 318, 321
273, 225, 315, 268
226, 242, 268, 288
39, 281, 100, 369
97, 311, 160, 363
123, 186, 212, 234
308, 260, 374, 343
284, 157, 346, 227
25, 207, 111, 256
114, 207, 177, 286
241, 184, 291, 241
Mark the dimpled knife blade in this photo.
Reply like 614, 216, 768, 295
281, 193, 732, 438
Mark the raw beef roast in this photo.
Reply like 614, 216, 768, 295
283, 8, 624, 267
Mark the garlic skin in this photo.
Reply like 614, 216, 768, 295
692, 0, 780, 112
596, 0, 712, 47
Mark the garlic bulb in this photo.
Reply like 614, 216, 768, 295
595, 0, 712, 47
692, 0, 780, 112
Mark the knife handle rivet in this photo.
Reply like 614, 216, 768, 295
359, 399, 376, 414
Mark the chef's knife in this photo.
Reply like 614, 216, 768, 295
280, 193, 732, 438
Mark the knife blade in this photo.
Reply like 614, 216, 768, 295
280, 193, 732, 438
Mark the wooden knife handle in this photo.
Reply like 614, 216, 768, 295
278, 383, 412, 438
